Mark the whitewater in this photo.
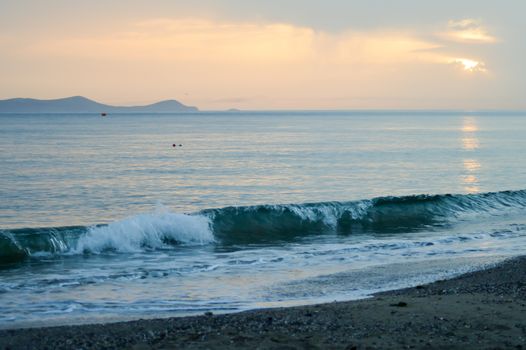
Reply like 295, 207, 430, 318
1, 111, 526, 328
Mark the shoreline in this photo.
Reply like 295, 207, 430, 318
1, 256, 525, 349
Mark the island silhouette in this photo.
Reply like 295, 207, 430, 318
0, 96, 198, 113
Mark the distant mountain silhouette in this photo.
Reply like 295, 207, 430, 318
0, 96, 198, 113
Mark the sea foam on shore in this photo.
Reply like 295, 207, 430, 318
1, 256, 525, 349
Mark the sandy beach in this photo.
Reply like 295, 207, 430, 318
1, 256, 525, 349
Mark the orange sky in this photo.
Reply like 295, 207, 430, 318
0, 1, 524, 110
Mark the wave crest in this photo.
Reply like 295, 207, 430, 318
75, 210, 214, 253
2, 189, 526, 264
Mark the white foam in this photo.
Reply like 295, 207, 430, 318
288, 201, 372, 227
74, 209, 214, 253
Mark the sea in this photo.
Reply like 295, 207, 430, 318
1, 110, 526, 329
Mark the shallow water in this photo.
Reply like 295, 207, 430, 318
1, 111, 526, 328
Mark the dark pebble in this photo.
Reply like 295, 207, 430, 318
390, 301, 408, 307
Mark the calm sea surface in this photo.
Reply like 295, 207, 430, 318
1, 111, 526, 328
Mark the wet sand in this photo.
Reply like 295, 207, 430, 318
1, 256, 525, 349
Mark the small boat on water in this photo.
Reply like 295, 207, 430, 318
100, 112, 107, 117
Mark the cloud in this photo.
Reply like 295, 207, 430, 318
440, 19, 497, 44
26, 18, 459, 67
450, 58, 487, 73
2, 17, 494, 108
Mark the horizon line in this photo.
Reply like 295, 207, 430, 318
1, 108, 525, 114
1, 95, 525, 114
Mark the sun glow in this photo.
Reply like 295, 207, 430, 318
452, 58, 486, 72
463, 159, 481, 172
461, 117, 481, 193
462, 117, 479, 133
0, 14, 498, 108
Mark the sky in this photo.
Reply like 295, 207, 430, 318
0, 0, 524, 110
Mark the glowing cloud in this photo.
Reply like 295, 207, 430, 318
1, 17, 495, 108
441, 19, 497, 44
31, 18, 443, 66
450, 58, 487, 72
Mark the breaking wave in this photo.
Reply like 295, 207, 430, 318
2, 189, 526, 264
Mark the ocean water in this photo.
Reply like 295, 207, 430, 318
1, 111, 526, 328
